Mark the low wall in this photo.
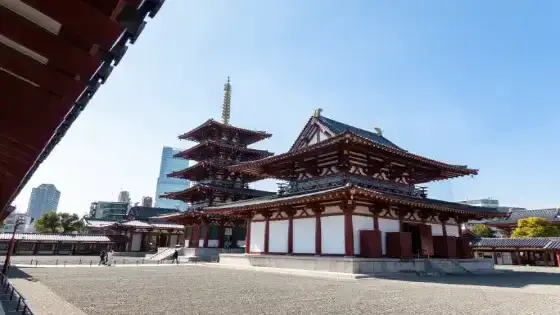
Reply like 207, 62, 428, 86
113, 252, 149, 257
218, 254, 495, 275
181, 248, 244, 261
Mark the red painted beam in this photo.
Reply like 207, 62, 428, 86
0, 69, 72, 114
0, 6, 100, 79
0, 44, 84, 100
83, 0, 143, 16
22, 0, 125, 50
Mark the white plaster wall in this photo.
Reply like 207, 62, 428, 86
446, 224, 460, 237
250, 221, 265, 253
430, 223, 444, 236
198, 239, 204, 247
269, 220, 289, 253
169, 235, 178, 246
353, 215, 374, 255
131, 233, 142, 251
321, 215, 345, 255
378, 218, 400, 255
293, 218, 315, 254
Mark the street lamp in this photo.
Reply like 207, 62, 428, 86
2, 217, 33, 274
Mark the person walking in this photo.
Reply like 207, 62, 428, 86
171, 249, 179, 265
106, 250, 114, 266
99, 249, 106, 266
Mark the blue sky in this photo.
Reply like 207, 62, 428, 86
13, 0, 560, 215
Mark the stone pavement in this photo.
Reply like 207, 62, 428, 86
6, 265, 560, 315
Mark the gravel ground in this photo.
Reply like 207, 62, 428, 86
8, 265, 560, 315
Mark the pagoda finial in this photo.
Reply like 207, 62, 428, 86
313, 108, 323, 118
221, 77, 232, 125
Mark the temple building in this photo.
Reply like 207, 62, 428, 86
159, 80, 504, 271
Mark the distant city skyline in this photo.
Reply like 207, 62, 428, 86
26, 184, 60, 221
154, 146, 191, 210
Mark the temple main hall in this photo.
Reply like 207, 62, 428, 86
159, 79, 503, 268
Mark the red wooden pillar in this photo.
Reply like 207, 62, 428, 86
244, 214, 252, 254
341, 201, 355, 257
285, 208, 296, 254
368, 204, 380, 231
264, 212, 271, 254
218, 220, 225, 248
312, 206, 324, 255
203, 223, 210, 248
188, 225, 195, 248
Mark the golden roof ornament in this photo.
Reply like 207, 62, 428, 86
222, 77, 232, 125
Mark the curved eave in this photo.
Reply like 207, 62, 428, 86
1, 0, 166, 212
167, 162, 266, 182
205, 184, 504, 218
173, 140, 274, 161
178, 119, 272, 144
229, 131, 478, 179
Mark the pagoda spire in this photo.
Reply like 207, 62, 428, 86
221, 77, 232, 125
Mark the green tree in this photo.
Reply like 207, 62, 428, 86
34, 211, 62, 233
59, 213, 85, 233
471, 224, 496, 238
512, 217, 560, 238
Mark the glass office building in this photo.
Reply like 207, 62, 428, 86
26, 184, 61, 221
154, 147, 190, 210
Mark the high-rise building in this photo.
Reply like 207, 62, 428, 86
89, 201, 129, 221
118, 191, 131, 203
2, 211, 33, 233
141, 196, 153, 207
154, 146, 190, 210
26, 184, 60, 221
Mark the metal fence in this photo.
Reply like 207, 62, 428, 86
21, 258, 201, 267
0, 272, 33, 315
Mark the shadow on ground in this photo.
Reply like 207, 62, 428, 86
6, 267, 35, 280
368, 270, 560, 289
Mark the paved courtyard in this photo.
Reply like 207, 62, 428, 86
7, 265, 560, 315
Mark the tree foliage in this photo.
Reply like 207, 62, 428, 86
34, 211, 61, 233
34, 212, 86, 233
512, 217, 560, 238
471, 224, 496, 238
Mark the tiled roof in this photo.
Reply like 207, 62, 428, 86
204, 184, 503, 217
472, 237, 560, 249
317, 116, 403, 150
174, 140, 273, 160
230, 131, 477, 180
0, 233, 124, 243
127, 206, 180, 221
148, 222, 185, 229
488, 208, 560, 225
84, 219, 184, 230
178, 119, 272, 145
161, 183, 275, 200
84, 220, 117, 228
544, 240, 560, 250
118, 220, 153, 228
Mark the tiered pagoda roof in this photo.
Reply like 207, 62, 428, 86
160, 78, 275, 209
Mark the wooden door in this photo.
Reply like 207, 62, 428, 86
418, 224, 434, 257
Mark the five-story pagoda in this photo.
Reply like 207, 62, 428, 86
160, 78, 275, 249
